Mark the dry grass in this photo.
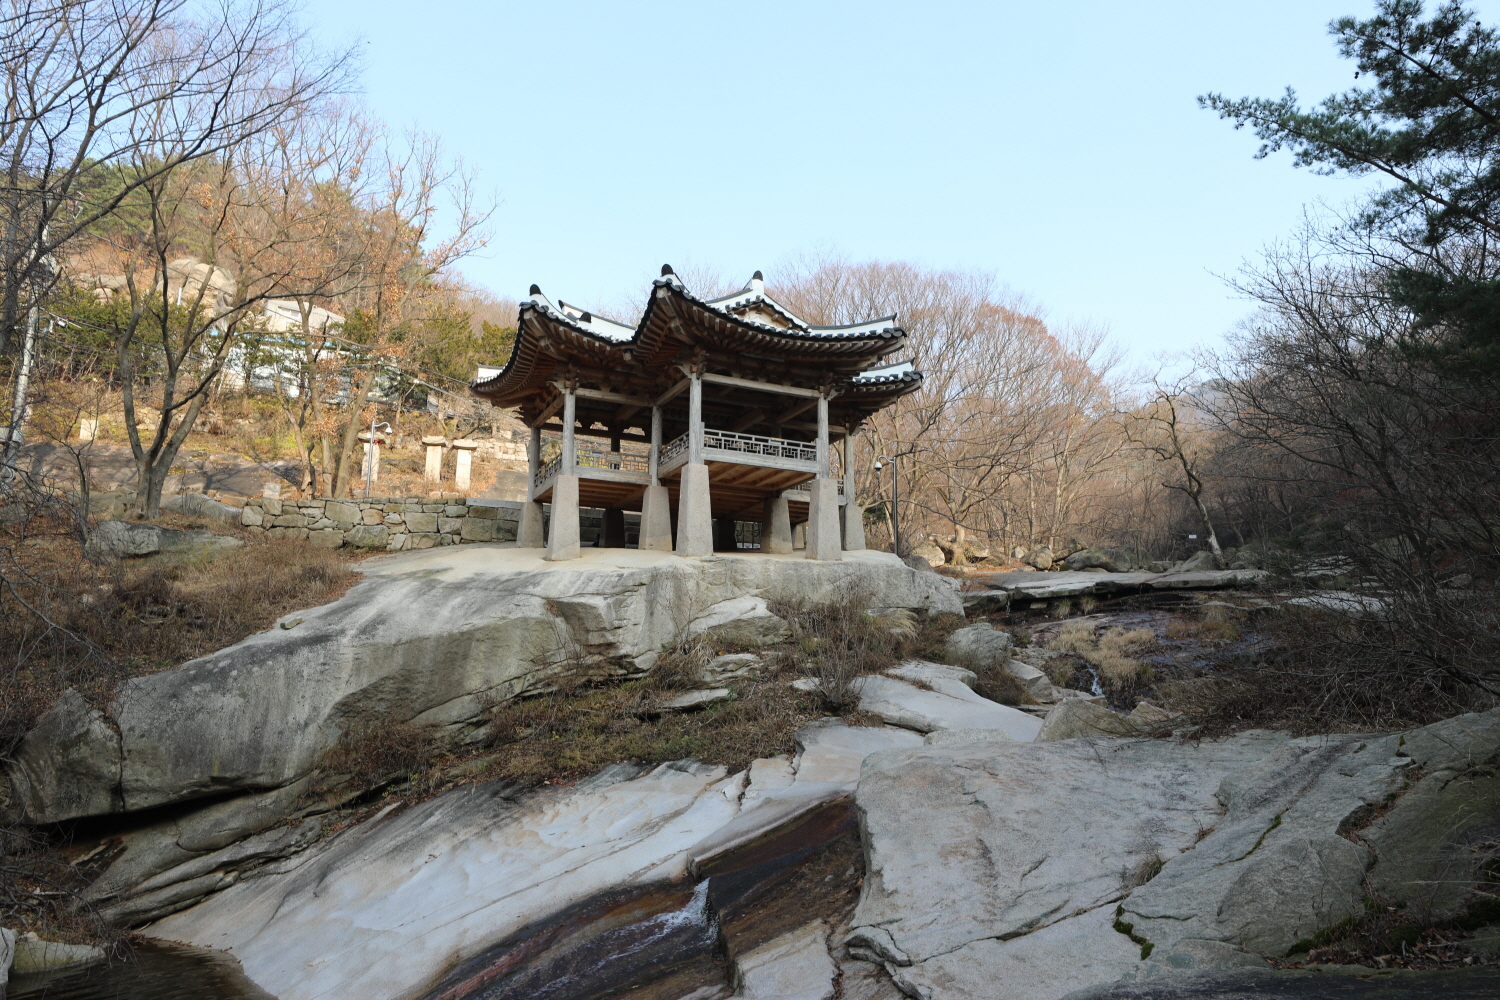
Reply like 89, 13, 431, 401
1155, 600, 1500, 738
1, 500, 367, 756
477, 668, 827, 786
1048, 622, 1155, 689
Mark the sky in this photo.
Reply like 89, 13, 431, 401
296, 0, 1472, 364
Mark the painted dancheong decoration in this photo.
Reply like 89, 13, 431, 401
470, 267, 923, 561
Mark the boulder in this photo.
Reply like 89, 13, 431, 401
961, 589, 1010, 615
9, 549, 957, 820
1064, 548, 1134, 573
4, 688, 121, 823
945, 623, 1013, 667
733, 922, 837, 1000
1036, 698, 1138, 741
910, 540, 945, 567
0, 927, 12, 988
84, 519, 163, 558
685, 595, 793, 646
847, 713, 1500, 999
1024, 546, 1055, 570
902, 553, 935, 572
1171, 550, 1220, 573
11, 935, 106, 974
1005, 659, 1055, 702
161, 492, 241, 524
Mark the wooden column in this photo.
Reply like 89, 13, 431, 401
688, 370, 704, 464
815, 393, 830, 477
562, 387, 577, 472
649, 405, 662, 484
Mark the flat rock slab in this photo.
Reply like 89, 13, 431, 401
733, 922, 836, 1000
1058, 966, 1500, 999
967, 569, 1268, 599
147, 721, 920, 1000
854, 661, 1042, 741
848, 708, 1500, 1000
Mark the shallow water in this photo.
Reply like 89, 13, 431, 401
7, 941, 273, 1000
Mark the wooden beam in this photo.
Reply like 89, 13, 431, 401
531, 394, 565, 428
728, 407, 764, 433
701, 372, 821, 398
775, 397, 819, 424
655, 378, 690, 407
557, 383, 653, 407
536, 423, 650, 444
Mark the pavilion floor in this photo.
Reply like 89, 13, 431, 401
533, 461, 836, 522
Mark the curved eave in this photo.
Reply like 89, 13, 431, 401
470, 301, 632, 405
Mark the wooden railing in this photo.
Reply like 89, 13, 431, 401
660, 430, 817, 466
533, 448, 651, 490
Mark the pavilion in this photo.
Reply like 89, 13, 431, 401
470, 267, 922, 560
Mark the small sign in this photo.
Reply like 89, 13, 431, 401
1188, 534, 1198, 539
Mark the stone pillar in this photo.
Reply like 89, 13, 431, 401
638, 404, 673, 551
422, 435, 445, 483
841, 430, 865, 551
639, 486, 673, 550
762, 496, 793, 553
357, 430, 384, 485
78, 417, 98, 442
806, 478, 843, 561
546, 475, 582, 560
793, 521, 807, 550
453, 439, 477, 493
602, 508, 626, 547
675, 463, 713, 557
518, 424, 545, 547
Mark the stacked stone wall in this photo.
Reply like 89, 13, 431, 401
236, 496, 637, 551
238, 496, 524, 551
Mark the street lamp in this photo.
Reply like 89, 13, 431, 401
365, 420, 392, 497
873, 454, 899, 559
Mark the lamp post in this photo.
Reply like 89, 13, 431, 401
874, 454, 899, 559
365, 420, 391, 498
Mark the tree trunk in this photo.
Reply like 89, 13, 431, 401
332, 368, 379, 498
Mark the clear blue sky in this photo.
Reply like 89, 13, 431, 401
297, 0, 1471, 361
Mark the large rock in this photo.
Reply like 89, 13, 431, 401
854, 661, 1042, 741
1172, 550, 1220, 573
1024, 546, 1054, 570
734, 922, 837, 1000
4, 688, 121, 823
161, 491, 241, 524
847, 708, 1500, 1000
910, 540, 946, 567
84, 519, 164, 558
148, 720, 921, 1000
83, 520, 243, 562
685, 595, 792, 646
1064, 548, 1134, 573
11, 936, 106, 974
1036, 698, 1140, 741
0, 927, 12, 989
7, 548, 957, 821
944, 623, 1013, 666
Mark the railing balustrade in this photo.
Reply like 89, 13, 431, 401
660, 433, 690, 465
703, 428, 817, 462
533, 452, 563, 489
533, 448, 650, 490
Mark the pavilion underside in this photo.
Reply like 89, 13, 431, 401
471, 268, 921, 559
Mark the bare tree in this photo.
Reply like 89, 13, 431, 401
1120, 375, 1227, 567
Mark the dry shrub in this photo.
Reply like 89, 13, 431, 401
770, 585, 905, 713
956, 654, 1029, 706
649, 635, 714, 691
318, 712, 438, 791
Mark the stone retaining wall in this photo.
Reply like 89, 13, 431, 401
237, 496, 638, 551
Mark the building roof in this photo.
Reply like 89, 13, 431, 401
471, 267, 923, 434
